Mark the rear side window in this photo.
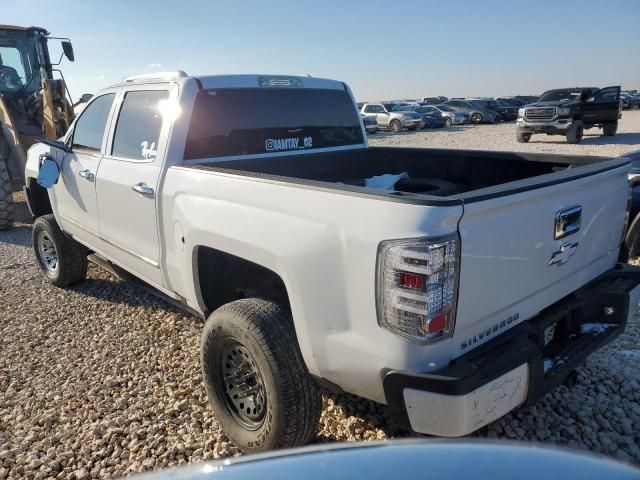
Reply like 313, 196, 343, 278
184, 88, 364, 160
72, 93, 115, 151
111, 90, 169, 160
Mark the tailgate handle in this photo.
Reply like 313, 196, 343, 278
555, 205, 582, 239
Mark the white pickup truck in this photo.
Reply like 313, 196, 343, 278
23, 72, 640, 452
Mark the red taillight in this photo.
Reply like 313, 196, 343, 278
399, 272, 424, 290
428, 313, 448, 333
377, 235, 459, 343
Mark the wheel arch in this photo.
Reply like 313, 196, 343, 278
25, 177, 53, 217
193, 245, 291, 318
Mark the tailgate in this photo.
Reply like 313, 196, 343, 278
453, 161, 630, 356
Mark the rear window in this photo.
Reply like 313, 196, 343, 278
184, 88, 363, 160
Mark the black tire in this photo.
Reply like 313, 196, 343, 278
471, 112, 483, 124
631, 104, 639, 110
602, 122, 618, 137
516, 131, 532, 143
32, 214, 87, 287
201, 298, 321, 453
444, 117, 453, 127
566, 122, 583, 144
0, 158, 15, 231
389, 120, 402, 133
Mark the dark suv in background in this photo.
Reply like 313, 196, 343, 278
516, 86, 621, 144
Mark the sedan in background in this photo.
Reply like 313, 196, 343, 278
443, 99, 500, 124
495, 97, 527, 107
414, 105, 469, 126
621, 93, 640, 110
420, 96, 448, 105
471, 99, 518, 121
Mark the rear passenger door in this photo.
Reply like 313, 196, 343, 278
95, 85, 173, 287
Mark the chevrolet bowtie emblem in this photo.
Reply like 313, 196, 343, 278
549, 241, 579, 266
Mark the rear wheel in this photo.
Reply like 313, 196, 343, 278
33, 214, 87, 287
471, 113, 483, 124
444, 117, 452, 127
566, 122, 583, 144
516, 131, 531, 143
632, 104, 639, 110
0, 158, 15, 231
389, 120, 402, 133
602, 122, 618, 137
201, 298, 322, 452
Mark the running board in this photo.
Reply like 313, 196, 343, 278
86, 253, 205, 319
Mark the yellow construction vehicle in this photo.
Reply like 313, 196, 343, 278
0, 25, 79, 229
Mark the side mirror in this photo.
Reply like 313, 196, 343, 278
37, 154, 61, 188
80, 93, 93, 103
61, 41, 75, 62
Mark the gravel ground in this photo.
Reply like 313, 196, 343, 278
2, 116, 640, 478
369, 110, 640, 157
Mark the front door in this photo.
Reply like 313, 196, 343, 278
52, 93, 116, 242
583, 86, 620, 125
95, 86, 171, 287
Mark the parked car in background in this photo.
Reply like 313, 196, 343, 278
496, 97, 527, 107
361, 114, 379, 134
420, 96, 447, 105
415, 105, 469, 126
416, 110, 446, 129
621, 92, 640, 110
443, 99, 500, 124
516, 86, 621, 144
360, 103, 422, 132
471, 99, 518, 121
385, 103, 444, 129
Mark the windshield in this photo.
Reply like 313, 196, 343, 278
538, 89, 582, 102
185, 88, 364, 160
0, 30, 47, 94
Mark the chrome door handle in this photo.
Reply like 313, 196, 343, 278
78, 169, 94, 181
132, 182, 154, 197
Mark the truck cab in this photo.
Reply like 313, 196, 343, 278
516, 86, 621, 144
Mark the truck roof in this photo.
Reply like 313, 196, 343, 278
109, 73, 346, 91
0, 25, 48, 35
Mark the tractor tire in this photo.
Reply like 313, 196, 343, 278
201, 298, 322, 453
33, 214, 88, 287
566, 122, 583, 144
602, 122, 618, 137
0, 157, 15, 231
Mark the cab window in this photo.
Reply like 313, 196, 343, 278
72, 93, 115, 151
111, 90, 169, 160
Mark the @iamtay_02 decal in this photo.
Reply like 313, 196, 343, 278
265, 136, 313, 152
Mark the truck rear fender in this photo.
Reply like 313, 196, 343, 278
193, 246, 290, 317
